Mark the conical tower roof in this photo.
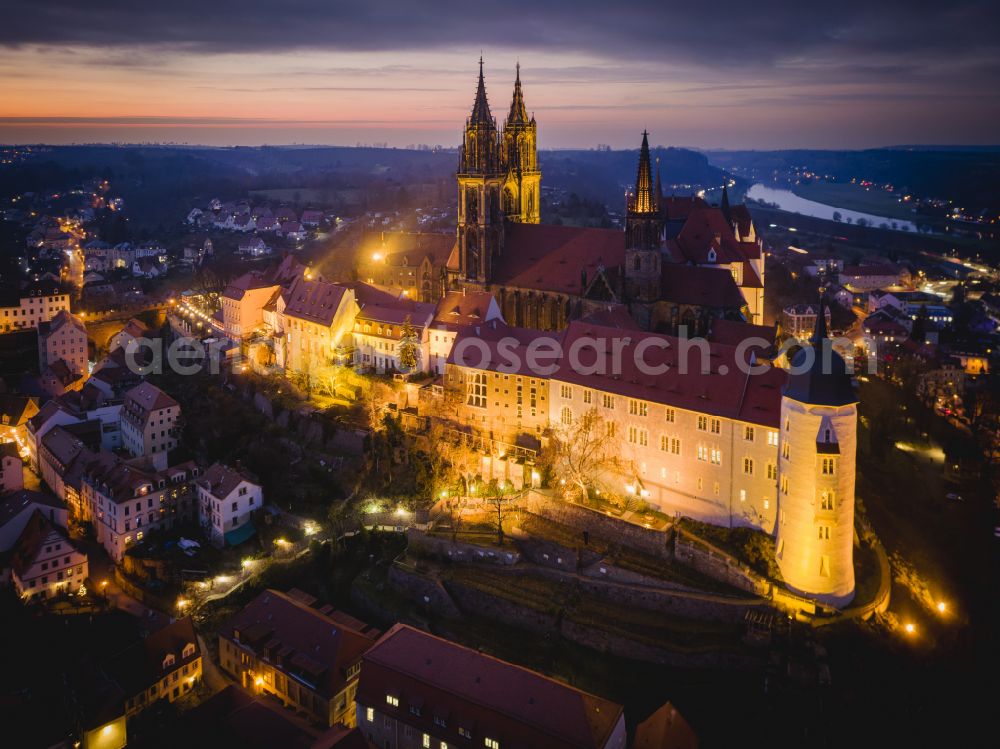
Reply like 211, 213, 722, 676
631, 131, 656, 214
469, 56, 494, 127
784, 294, 857, 406
720, 183, 732, 223
507, 63, 529, 124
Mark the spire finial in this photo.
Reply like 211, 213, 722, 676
507, 61, 529, 124
810, 292, 829, 345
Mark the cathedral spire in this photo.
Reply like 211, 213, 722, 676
810, 292, 829, 345
630, 131, 656, 214
507, 62, 529, 124
720, 182, 732, 223
469, 55, 494, 126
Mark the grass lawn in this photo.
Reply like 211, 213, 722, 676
792, 181, 921, 222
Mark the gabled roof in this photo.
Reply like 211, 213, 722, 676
359, 623, 623, 749
659, 265, 746, 310
576, 304, 640, 330
432, 291, 500, 330
197, 462, 258, 500
220, 589, 377, 700
447, 321, 564, 377
0, 393, 39, 427
38, 309, 86, 337
125, 382, 178, 414
492, 223, 625, 296
0, 490, 65, 534
10, 510, 78, 578
283, 276, 352, 327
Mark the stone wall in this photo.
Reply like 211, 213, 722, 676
525, 492, 673, 560
513, 534, 602, 572
673, 532, 772, 597
579, 559, 704, 594
387, 562, 461, 619
408, 529, 520, 566
443, 578, 559, 634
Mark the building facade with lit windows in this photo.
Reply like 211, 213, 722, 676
357, 623, 627, 749
0, 281, 71, 334
82, 457, 200, 561
37, 309, 88, 377
120, 382, 181, 470
218, 588, 379, 728
9, 509, 88, 601
196, 461, 263, 547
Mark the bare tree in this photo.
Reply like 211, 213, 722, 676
483, 480, 518, 546
544, 407, 621, 501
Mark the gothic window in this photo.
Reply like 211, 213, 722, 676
467, 373, 487, 408
633, 255, 641, 272
465, 231, 479, 281
502, 187, 515, 215
466, 187, 478, 222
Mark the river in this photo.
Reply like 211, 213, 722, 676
745, 183, 919, 232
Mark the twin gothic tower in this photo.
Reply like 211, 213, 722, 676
456, 59, 540, 282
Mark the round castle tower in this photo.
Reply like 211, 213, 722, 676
775, 299, 857, 606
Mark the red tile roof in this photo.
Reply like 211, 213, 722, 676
577, 304, 640, 330
359, 623, 624, 749
553, 321, 787, 427
197, 462, 258, 501
283, 277, 352, 327
660, 265, 746, 309
432, 291, 499, 329
668, 207, 760, 265
447, 321, 565, 377
706, 318, 776, 348
125, 382, 178, 415
492, 223, 625, 295
221, 589, 377, 700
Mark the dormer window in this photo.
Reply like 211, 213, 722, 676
707, 248, 716, 262
182, 642, 195, 658
162, 653, 176, 669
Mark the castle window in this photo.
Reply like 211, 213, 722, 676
386, 694, 399, 707
602, 394, 614, 409
560, 384, 572, 399
671, 437, 681, 454
821, 490, 835, 510
583, 389, 592, 404
739, 489, 746, 502
767, 463, 778, 480
822, 458, 836, 475
818, 525, 830, 540
780, 476, 789, 495
767, 430, 779, 446
744, 426, 755, 441
697, 445, 708, 462
467, 373, 487, 409
743, 457, 754, 475
606, 421, 616, 438
697, 416, 708, 431
639, 429, 648, 447
782, 442, 790, 460
560, 407, 573, 426
665, 408, 675, 423
629, 399, 648, 417
710, 448, 722, 465
710, 418, 721, 434
660, 435, 669, 452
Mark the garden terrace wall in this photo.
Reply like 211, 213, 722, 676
387, 561, 461, 618
526, 492, 674, 559
673, 531, 771, 597
408, 529, 520, 566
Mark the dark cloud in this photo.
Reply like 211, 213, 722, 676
0, 0, 997, 79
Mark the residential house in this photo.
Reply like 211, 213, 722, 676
356, 623, 627, 749
83, 456, 200, 561
121, 382, 181, 470
353, 297, 434, 374
0, 489, 68, 553
105, 616, 203, 716
108, 317, 152, 354
782, 303, 832, 340
280, 276, 359, 374
9, 510, 88, 602
196, 462, 263, 547
0, 281, 71, 333
38, 309, 88, 377
0, 441, 23, 493
839, 264, 900, 292
218, 588, 379, 728
428, 290, 503, 375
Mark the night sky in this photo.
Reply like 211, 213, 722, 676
1, 0, 998, 148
